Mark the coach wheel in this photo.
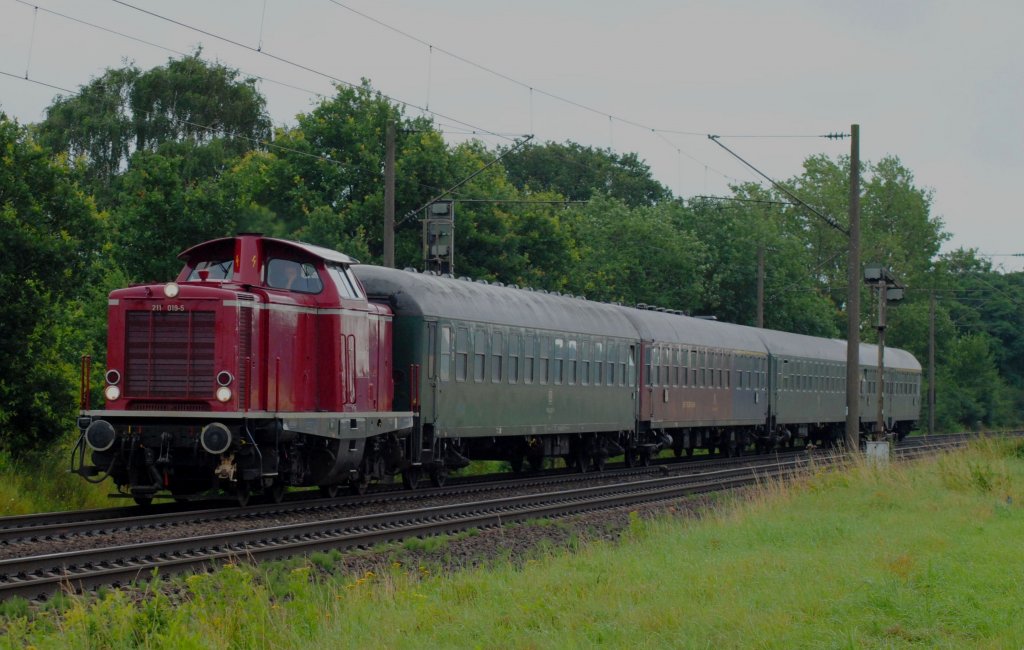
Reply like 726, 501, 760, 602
429, 466, 448, 488
573, 448, 589, 474
686, 447, 694, 457
268, 479, 285, 504
509, 455, 524, 474
319, 484, 340, 499
133, 496, 153, 507
402, 466, 423, 490
624, 449, 638, 468
592, 454, 606, 472
639, 451, 652, 467
350, 472, 370, 496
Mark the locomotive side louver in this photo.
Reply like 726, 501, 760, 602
125, 311, 216, 398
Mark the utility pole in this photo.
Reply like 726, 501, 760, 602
928, 289, 936, 435
383, 120, 396, 268
845, 124, 861, 452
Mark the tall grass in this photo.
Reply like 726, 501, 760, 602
4, 437, 1024, 648
0, 436, 111, 515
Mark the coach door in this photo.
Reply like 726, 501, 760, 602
425, 321, 449, 426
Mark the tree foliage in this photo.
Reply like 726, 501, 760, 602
0, 115, 104, 453
2, 55, 1021, 455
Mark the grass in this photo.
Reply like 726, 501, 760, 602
4, 437, 1024, 648
0, 438, 112, 516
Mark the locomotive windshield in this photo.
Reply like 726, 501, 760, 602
186, 259, 233, 281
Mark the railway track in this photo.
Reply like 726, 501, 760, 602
0, 433, 992, 601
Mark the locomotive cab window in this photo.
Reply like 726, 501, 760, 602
266, 258, 323, 293
187, 259, 233, 281
328, 264, 364, 300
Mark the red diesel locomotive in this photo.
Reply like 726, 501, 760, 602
75, 234, 415, 505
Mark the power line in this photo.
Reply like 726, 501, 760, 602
321, 0, 746, 185
708, 135, 848, 235
109, 0, 517, 143
691, 195, 798, 207
13, 1, 333, 105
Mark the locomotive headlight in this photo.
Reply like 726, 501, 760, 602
104, 384, 121, 401
163, 282, 180, 298
216, 386, 233, 403
105, 369, 121, 385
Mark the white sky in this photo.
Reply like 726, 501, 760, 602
1, 0, 1022, 272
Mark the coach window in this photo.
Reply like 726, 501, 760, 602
524, 335, 535, 384
266, 258, 323, 293
606, 342, 616, 385
622, 345, 630, 386
553, 338, 565, 385
664, 348, 672, 387
491, 332, 504, 383
539, 336, 550, 385
568, 340, 578, 385
508, 334, 520, 384
594, 341, 604, 386
439, 325, 451, 382
581, 341, 591, 386
647, 347, 657, 387
455, 328, 469, 382
474, 332, 487, 383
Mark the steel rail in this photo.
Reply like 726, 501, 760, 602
0, 458, 811, 601
0, 431, 996, 602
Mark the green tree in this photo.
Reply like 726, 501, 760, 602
36, 53, 270, 203
501, 141, 672, 207
109, 146, 244, 281
0, 116, 103, 454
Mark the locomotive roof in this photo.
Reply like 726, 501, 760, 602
353, 266, 639, 338
177, 236, 359, 265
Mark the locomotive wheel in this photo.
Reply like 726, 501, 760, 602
319, 484, 340, 499
639, 451, 652, 467
133, 496, 153, 507
402, 467, 423, 490
509, 455, 525, 474
236, 482, 251, 508
685, 447, 694, 458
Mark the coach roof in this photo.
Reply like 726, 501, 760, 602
354, 265, 639, 339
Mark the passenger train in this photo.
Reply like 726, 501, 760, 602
74, 234, 921, 505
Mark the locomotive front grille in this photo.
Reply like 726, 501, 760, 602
125, 310, 216, 398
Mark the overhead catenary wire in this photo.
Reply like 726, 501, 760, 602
13, 1, 334, 105
109, 0, 518, 143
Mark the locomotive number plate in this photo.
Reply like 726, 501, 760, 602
151, 304, 187, 312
